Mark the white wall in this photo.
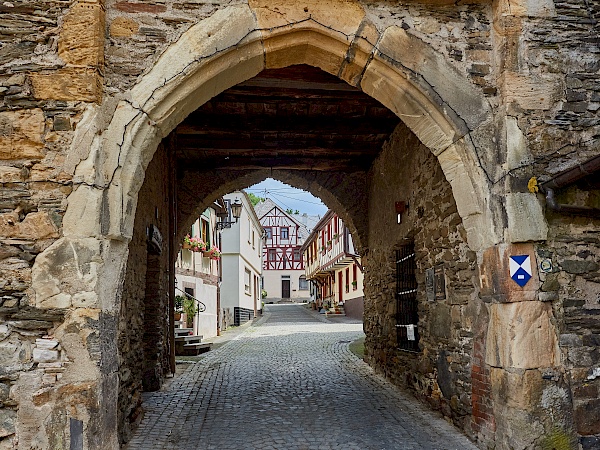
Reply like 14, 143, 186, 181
175, 273, 218, 339
263, 269, 310, 302
220, 192, 263, 317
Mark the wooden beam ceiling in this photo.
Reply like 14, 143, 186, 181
174, 65, 399, 172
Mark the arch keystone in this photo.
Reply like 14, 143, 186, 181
253, 0, 366, 76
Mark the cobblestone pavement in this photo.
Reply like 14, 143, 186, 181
126, 304, 478, 450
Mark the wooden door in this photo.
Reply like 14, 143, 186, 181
281, 279, 291, 299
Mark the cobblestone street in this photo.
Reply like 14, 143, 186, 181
126, 304, 478, 450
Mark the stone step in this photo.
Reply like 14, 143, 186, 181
181, 342, 212, 356
175, 335, 204, 343
175, 328, 193, 337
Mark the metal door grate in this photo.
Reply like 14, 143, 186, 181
396, 243, 419, 351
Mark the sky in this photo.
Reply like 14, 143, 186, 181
245, 178, 328, 217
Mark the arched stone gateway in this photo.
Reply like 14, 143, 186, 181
1, 0, 598, 448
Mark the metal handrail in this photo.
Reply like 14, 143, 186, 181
175, 287, 206, 313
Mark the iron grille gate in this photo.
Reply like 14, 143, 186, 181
396, 243, 419, 351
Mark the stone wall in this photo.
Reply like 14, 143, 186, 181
117, 143, 172, 445
538, 177, 600, 450
364, 123, 482, 439
1, 0, 599, 447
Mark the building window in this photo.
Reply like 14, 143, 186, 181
245, 268, 251, 295
353, 264, 358, 290
265, 227, 272, 239
201, 218, 210, 247
281, 227, 289, 240
293, 248, 300, 261
396, 242, 419, 352
248, 219, 251, 243
252, 230, 255, 248
299, 276, 308, 290
345, 267, 350, 293
268, 249, 277, 261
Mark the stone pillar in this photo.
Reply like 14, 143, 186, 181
479, 242, 577, 448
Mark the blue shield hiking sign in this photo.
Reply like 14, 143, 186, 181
509, 255, 532, 287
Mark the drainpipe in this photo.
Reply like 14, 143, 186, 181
537, 154, 600, 218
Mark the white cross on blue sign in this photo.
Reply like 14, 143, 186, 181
509, 255, 532, 287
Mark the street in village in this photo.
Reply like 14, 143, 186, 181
125, 304, 477, 450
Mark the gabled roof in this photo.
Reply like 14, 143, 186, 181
253, 198, 311, 244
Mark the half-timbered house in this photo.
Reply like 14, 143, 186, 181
301, 210, 364, 319
254, 199, 311, 303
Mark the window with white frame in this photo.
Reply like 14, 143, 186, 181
281, 227, 289, 240
299, 276, 308, 290
244, 268, 251, 295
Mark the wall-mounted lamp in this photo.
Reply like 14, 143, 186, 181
395, 201, 408, 224
216, 197, 243, 229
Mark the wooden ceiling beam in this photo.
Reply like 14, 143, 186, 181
177, 156, 373, 172
175, 117, 398, 135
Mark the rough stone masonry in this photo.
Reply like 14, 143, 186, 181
0, 0, 599, 449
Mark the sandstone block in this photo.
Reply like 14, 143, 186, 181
58, 2, 105, 67
110, 17, 139, 38
250, 0, 364, 37
32, 348, 59, 363
0, 109, 45, 160
35, 339, 58, 350
32, 238, 101, 309
479, 243, 539, 302
505, 193, 548, 242
494, 0, 556, 18
501, 72, 561, 111
486, 301, 559, 369
30, 68, 102, 103
0, 211, 59, 240
338, 20, 379, 87
490, 367, 543, 410
0, 167, 26, 183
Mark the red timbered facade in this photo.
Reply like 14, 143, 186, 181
261, 206, 304, 271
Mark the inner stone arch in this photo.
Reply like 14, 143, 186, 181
175, 168, 368, 252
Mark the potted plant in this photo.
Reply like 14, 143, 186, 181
333, 233, 339, 240
352, 280, 358, 289
204, 244, 221, 260
182, 296, 197, 328
174, 295, 185, 321
261, 289, 267, 299
183, 235, 207, 252
345, 284, 350, 293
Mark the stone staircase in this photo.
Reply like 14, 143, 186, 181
174, 328, 212, 356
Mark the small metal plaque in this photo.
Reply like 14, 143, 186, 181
434, 265, 446, 300
426, 265, 445, 301
540, 258, 553, 273
425, 268, 435, 301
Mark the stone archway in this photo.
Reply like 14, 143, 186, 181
22, 1, 554, 448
